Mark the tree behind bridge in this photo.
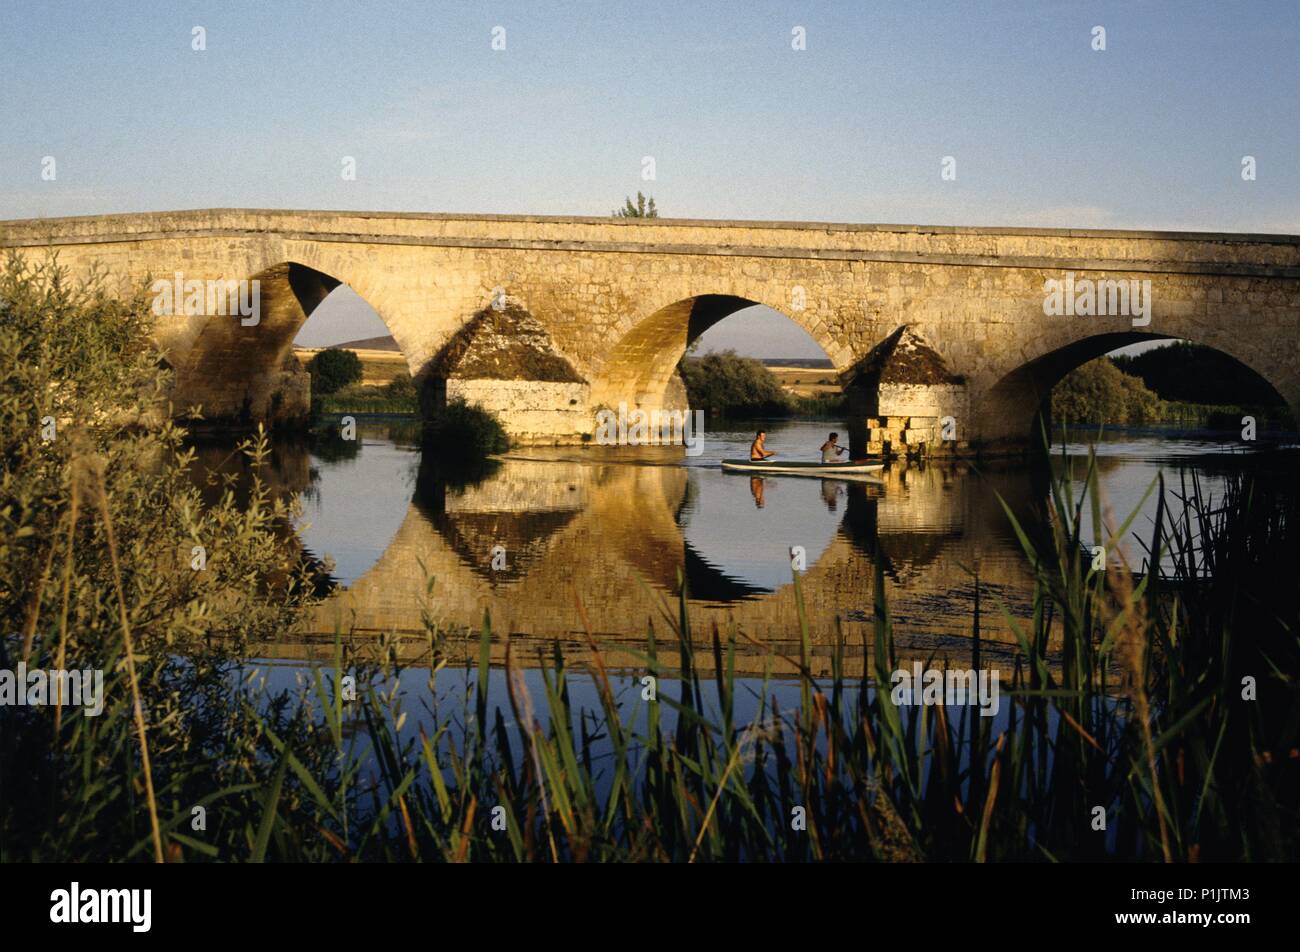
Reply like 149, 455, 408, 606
306, 347, 363, 395
614, 192, 657, 218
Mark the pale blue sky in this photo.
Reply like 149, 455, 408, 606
3, 0, 1296, 356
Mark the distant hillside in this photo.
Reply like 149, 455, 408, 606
328, 335, 400, 351
762, 357, 834, 369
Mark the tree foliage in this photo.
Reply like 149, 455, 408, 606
614, 192, 658, 218
678, 350, 792, 417
1051, 357, 1162, 424
0, 253, 312, 861
1111, 341, 1282, 406
306, 347, 363, 395
383, 370, 417, 400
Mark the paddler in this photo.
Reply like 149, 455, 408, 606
750, 429, 775, 461
820, 432, 847, 463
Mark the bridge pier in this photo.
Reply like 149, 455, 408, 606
169, 262, 337, 428
844, 326, 994, 459
425, 302, 595, 444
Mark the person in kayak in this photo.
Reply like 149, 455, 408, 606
750, 430, 775, 461
820, 432, 847, 463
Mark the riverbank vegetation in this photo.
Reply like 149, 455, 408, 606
310, 343, 849, 421
314, 370, 419, 415
1, 255, 314, 861
1112, 341, 1283, 406
1053, 346, 1293, 428
422, 396, 509, 456
308, 369, 507, 455
3, 258, 1296, 862
679, 350, 847, 418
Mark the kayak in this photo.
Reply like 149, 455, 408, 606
721, 458, 884, 477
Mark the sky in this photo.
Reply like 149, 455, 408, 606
3, 0, 1297, 356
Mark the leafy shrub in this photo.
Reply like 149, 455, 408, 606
678, 350, 793, 417
306, 347, 362, 395
423, 397, 509, 456
384, 370, 417, 400
0, 253, 311, 861
1052, 358, 1163, 425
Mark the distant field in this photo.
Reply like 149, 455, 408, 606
763, 357, 834, 369
294, 347, 408, 385
295, 341, 840, 397
766, 364, 841, 397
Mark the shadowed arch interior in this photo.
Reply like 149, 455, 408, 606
171, 262, 393, 423
594, 294, 842, 410
595, 294, 755, 408
983, 332, 1293, 444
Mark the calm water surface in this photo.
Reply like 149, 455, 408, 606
196, 417, 1292, 677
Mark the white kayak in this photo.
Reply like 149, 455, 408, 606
721, 458, 884, 477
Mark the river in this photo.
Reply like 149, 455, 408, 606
189, 417, 1292, 679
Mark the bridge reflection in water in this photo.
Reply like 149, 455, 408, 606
203, 422, 1053, 679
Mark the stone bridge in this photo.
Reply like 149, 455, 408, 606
3, 209, 1298, 454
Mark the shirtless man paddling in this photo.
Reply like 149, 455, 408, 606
750, 430, 775, 461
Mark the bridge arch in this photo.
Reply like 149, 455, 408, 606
591, 292, 844, 412
170, 260, 416, 424
979, 331, 1297, 446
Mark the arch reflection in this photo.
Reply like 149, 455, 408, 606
293, 427, 1041, 671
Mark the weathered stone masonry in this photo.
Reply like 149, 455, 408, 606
3, 209, 1297, 454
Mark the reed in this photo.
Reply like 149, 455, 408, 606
5, 454, 1294, 862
